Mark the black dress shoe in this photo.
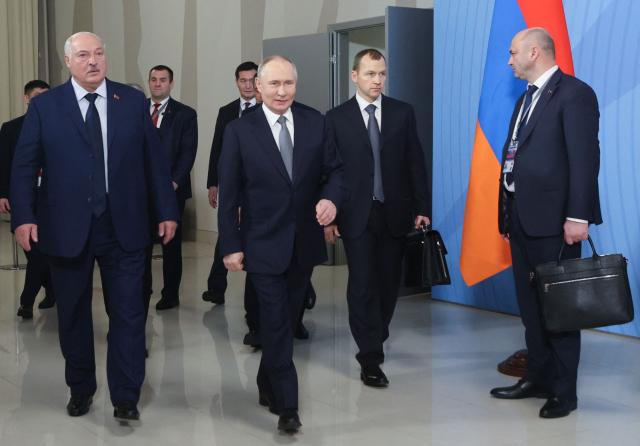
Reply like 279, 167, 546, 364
155, 297, 179, 310
243, 331, 261, 348
67, 395, 93, 417
490, 379, 551, 399
539, 397, 577, 418
277, 410, 301, 434
202, 290, 225, 305
259, 393, 280, 415
114, 401, 140, 421
360, 365, 389, 388
304, 286, 317, 310
294, 323, 309, 340
38, 295, 56, 309
17, 306, 33, 320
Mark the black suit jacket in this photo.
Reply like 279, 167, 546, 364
0, 115, 25, 199
218, 103, 345, 274
498, 69, 602, 237
207, 98, 248, 188
325, 95, 429, 238
153, 97, 198, 201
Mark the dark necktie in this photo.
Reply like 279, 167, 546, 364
85, 93, 106, 217
365, 104, 384, 202
505, 84, 538, 186
277, 115, 293, 180
240, 101, 251, 117
151, 102, 161, 127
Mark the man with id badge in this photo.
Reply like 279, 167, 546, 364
490, 28, 602, 419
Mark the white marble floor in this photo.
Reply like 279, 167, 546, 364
1, 221, 640, 445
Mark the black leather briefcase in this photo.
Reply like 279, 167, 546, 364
534, 237, 634, 332
405, 226, 451, 288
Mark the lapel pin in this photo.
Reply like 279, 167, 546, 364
113, 93, 120, 100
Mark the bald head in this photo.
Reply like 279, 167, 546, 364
64, 32, 105, 56
508, 27, 556, 83
517, 27, 556, 59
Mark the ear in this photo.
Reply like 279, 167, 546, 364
351, 70, 358, 83
64, 55, 71, 68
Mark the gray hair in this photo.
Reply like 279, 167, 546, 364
64, 31, 105, 56
522, 27, 555, 58
257, 55, 298, 80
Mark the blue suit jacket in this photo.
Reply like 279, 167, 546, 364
151, 97, 198, 201
498, 70, 602, 237
10, 78, 179, 257
218, 103, 345, 275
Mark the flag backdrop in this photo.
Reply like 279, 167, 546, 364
459, 0, 574, 286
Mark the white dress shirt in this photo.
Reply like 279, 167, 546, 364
71, 77, 109, 192
262, 104, 294, 151
355, 92, 382, 130
238, 97, 257, 117
149, 96, 170, 128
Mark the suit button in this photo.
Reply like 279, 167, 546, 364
88, 197, 92, 203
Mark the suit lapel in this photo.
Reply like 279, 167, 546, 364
250, 107, 291, 184
346, 96, 371, 150
380, 95, 391, 152
61, 80, 91, 146
160, 98, 175, 130
517, 70, 562, 146
106, 79, 119, 150
291, 105, 308, 185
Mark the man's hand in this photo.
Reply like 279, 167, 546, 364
316, 199, 336, 226
324, 224, 340, 244
223, 252, 244, 272
172, 181, 178, 191
564, 220, 588, 245
15, 223, 38, 251
158, 220, 178, 245
0, 198, 10, 213
208, 186, 218, 209
414, 215, 430, 229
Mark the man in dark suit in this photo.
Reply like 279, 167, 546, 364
218, 55, 344, 433
144, 64, 198, 311
0, 80, 56, 319
325, 49, 430, 389
490, 28, 601, 419
10, 32, 179, 421
204, 60, 259, 306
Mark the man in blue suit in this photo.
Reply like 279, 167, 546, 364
10, 32, 179, 422
490, 28, 601, 419
218, 55, 344, 434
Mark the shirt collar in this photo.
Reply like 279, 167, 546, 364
71, 77, 107, 102
530, 65, 558, 90
240, 97, 257, 107
152, 96, 170, 107
262, 103, 293, 128
355, 91, 382, 112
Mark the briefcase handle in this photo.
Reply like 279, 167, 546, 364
557, 236, 599, 263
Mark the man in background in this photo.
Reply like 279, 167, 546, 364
0, 80, 55, 319
145, 64, 198, 311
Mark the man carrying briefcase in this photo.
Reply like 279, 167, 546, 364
489, 28, 602, 419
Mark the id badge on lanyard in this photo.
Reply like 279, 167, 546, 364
503, 139, 518, 174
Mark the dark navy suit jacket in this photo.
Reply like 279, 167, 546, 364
498, 69, 602, 237
325, 95, 429, 238
217, 103, 345, 275
0, 115, 25, 199
153, 97, 198, 201
10, 78, 179, 258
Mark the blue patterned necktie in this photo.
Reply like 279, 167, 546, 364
85, 93, 106, 217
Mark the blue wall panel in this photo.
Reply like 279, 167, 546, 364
433, 0, 640, 336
